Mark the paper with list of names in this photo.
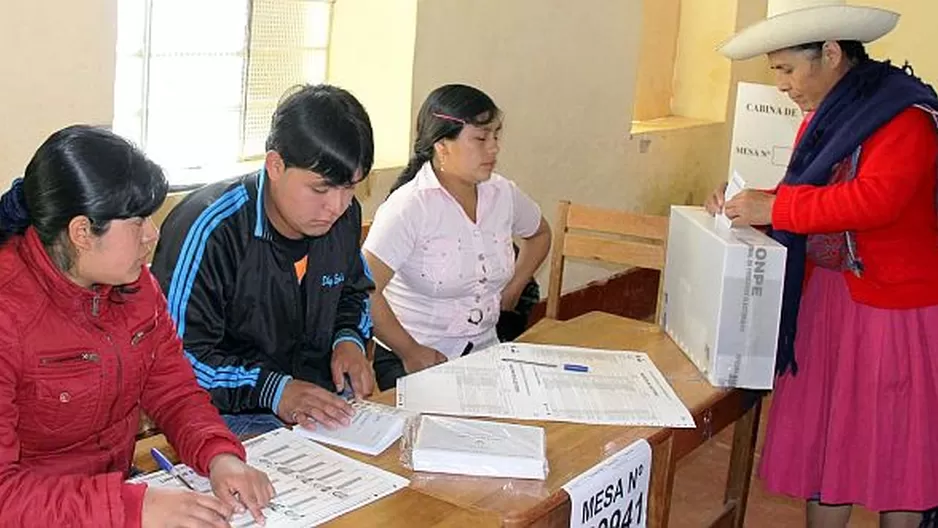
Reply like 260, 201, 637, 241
131, 428, 409, 527
396, 343, 694, 428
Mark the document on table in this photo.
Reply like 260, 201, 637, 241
294, 399, 415, 456
131, 428, 409, 527
396, 343, 694, 428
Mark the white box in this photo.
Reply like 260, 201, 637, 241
662, 206, 786, 390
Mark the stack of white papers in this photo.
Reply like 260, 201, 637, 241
411, 415, 548, 480
294, 400, 414, 456
132, 428, 409, 527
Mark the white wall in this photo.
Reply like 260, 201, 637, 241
0, 0, 118, 183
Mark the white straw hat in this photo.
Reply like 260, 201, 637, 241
718, 0, 899, 60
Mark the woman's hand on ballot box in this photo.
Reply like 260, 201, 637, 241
704, 182, 729, 216
724, 189, 776, 227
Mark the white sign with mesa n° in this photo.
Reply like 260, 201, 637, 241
562, 439, 651, 528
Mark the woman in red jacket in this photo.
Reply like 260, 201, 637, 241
0, 125, 274, 527
709, 2, 938, 526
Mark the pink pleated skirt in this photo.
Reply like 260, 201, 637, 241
759, 267, 938, 511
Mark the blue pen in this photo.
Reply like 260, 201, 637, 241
151, 448, 194, 490
500, 358, 591, 373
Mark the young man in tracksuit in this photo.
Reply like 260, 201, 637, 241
151, 84, 376, 436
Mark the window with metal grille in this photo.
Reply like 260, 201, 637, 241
113, 0, 333, 188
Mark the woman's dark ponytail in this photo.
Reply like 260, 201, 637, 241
387, 84, 501, 198
389, 148, 433, 197
0, 178, 30, 245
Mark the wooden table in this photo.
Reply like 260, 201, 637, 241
332, 312, 761, 528
520, 312, 762, 528
134, 311, 760, 527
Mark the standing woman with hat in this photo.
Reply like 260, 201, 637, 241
707, 1, 938, 525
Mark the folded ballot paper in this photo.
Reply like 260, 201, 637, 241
715, 171, 747, 229
403, 415, 548, 480
295, 400, 415, 456
663, 206, 786, 390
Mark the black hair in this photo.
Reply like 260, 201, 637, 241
791, 40, 870, 64
0, 125, 168, 271
390, 84, 501, 196
265, 84, 375, 187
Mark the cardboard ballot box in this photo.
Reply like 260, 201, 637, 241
662, 206, 786, 390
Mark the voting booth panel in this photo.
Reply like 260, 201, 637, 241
728, 82, 802, 190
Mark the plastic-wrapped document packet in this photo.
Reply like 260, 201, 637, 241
400, 414, 548, 480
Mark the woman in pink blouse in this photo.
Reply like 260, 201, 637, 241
363, 84, 551, 390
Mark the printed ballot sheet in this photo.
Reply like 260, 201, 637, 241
132, 428, 409, 527
396, 343, 694, 428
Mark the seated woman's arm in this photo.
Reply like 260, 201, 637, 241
363, 199, 448, 374
140, 274, 245, 473
502, 218, 550, 311
364, 250, 447, 373
501, 181, 551, 311
140, 271, 274, 521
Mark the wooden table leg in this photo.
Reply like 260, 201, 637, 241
723, 393, 762, 528
648, 434, 676, 528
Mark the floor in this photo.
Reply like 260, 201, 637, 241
667, 395, 879, 527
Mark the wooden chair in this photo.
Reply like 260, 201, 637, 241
544, 200, 669, 325
361, 220, 377, 362
136, 411, 159, 440
361, 220, 371, 243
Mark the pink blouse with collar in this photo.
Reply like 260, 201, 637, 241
363, 162, 542, 358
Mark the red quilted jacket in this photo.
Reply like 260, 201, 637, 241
0, 228, 245, 527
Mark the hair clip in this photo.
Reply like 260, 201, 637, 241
431, 112, 467, 125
